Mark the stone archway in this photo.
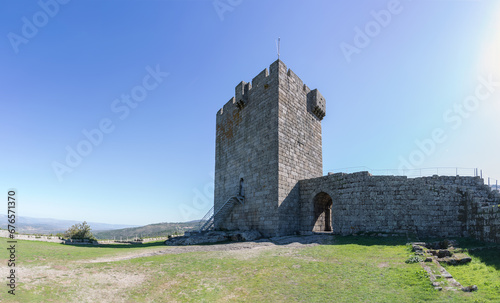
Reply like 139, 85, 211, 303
313, 192, 332, 232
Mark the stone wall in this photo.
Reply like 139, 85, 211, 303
0, 230, 64, 243
299, 172, 500, 240
214, 61, 281, 236
276, 61, 324, 235
212, 59, 499, 243
463, 192, 500, 244
214, 60, 325, 237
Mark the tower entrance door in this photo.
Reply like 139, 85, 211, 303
313, 192, 332, 232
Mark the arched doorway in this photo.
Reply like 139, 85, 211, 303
313, 192, 332, 232
239, 178, 245, 197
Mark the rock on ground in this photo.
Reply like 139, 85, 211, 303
165, 230, 262, 246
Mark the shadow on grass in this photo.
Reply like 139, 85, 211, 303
61, 235, 500, 270
62, 240, 167, 249
466, 248, 500, 271
170, 233, 413, 247
324, 235, 410, 247
61, 234, 411, 249
455, 238, 500, 271
414, 236, 500, 271
302, 235, 500, 270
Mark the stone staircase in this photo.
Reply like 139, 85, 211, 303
198, 195, 244, 232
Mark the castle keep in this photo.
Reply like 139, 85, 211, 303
213, 60, 500, 243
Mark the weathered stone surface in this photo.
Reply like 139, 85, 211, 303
426, 240, 458, 250
437, 249, 452, 258
412, 241, 474, 267
164, 231, 262, 246
299, 173, 500, 243
412, 244, 425, 253
214, 60, 323, 237
439, 254, 472, 265
462, 285, 478, 292
211, 59, 500, 244
238, 230, 262, 241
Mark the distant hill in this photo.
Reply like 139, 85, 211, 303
0, 215, 138, 235
93, 221, 200, 240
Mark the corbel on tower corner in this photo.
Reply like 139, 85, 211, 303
235, 81, 250, 110
307, 89, 326, 120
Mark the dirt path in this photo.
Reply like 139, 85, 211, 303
83, 234, 334, 263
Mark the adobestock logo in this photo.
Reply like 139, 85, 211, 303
213, 0, 243, 21
340, 0, 407, 63
51, 65, 169, 182
7, 0, 70, 54
179, 173, 215, 221
398, 74, 499, 172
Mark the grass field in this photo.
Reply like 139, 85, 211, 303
1, 235, 498, 302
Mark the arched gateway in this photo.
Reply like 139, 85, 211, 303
313, 192, 332, 232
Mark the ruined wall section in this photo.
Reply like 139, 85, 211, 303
464, 189, 500, 244
214, 61, 281, 236
276, 61, 324, 235
299, 172, 495, 238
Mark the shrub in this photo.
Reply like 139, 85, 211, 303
405, 255, 424, 264
64, 221, 96, 241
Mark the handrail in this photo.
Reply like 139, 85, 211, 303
198, 195, 244, 232
197, 205, 214, 231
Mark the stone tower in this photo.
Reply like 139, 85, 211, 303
214, 60, 326, 237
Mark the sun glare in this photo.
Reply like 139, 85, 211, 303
477, 4, 500, 77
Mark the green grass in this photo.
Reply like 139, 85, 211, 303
13, 238, 168, 264
1, 236, 499, 302
443, 240, 500, 302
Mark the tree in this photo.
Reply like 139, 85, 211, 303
64, 221, 95, 240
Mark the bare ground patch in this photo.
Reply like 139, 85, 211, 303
83, 235, 333, 264
18, 265, 146, 303
378, 262, 389, 268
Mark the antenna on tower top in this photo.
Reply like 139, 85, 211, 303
275, 37, 280, 60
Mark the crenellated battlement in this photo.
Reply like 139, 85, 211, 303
217, 60, 326, 121
252, 67, 269, 88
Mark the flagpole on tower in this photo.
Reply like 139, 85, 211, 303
276, 37, 280, 60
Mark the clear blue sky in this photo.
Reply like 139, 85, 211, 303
1, 0, 499, 225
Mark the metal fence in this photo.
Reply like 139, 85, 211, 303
486, 176, 499, 192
